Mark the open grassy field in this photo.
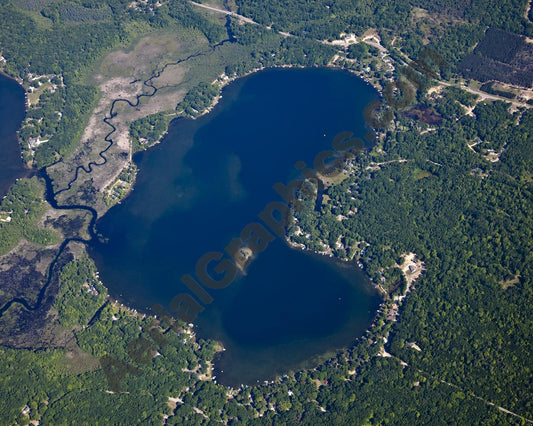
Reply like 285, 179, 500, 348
48, 21, 261, 214
48, 26, 210, 212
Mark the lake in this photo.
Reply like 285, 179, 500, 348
89, 68, 382, 386
0, 72, 27, 196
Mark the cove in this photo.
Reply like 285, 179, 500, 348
0, 72, 28, 196
89, 68, 382, 386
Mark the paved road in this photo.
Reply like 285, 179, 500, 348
439, 81, 530, 109
190, 2, 258, 25
190, 1, 292, 37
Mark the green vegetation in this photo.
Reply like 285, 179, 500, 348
347, 43, 378, 60
0, 0, 339, 168
2, 90, 530, 425
0, 1, 125, 167
0, 177, 59, 255
233, 0, 532, 80
0, 0, 232, 167
54, 257, 107, 328
177, 82, 219, 117
130, 112, 174, 152
103, 163, 137, 207
289, 93, 533, 418
43, 2, 113, 23
225, 19, 336, 76
479, 82, 516, 100
26, 83, 99, 168
0, 267, 515, 425
117, 163, 136, 184
458, 28, 533, 87
235, 0, 532, 43
0, 0, 532, 424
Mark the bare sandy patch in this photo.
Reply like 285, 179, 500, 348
427, 85, 444, 96
399, 252, 425, 286
500, 274, 520, 290
392, 252, 425, 303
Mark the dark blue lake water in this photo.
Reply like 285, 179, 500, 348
0, 72, 27, 196
89, 68, 382, 385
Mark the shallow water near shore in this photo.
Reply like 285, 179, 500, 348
0, 73, 28, 196
89, 68, 381, 385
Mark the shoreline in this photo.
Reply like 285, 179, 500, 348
0, 72, 34, 198
194, 61, 384, 121
285, 235, 390, 298
6, 59, 416, 389
88, 63, 406, 387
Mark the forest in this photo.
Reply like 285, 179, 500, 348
458, 28, 533, 87
2, 90, 531, 425
0, 177, 60, 255
289, 92, 532, 419
130, 112, 174, 152
0, 250, 521, 424
1, 0, 340, 168
0, 0, 531, 424
177, 82, 219, 117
